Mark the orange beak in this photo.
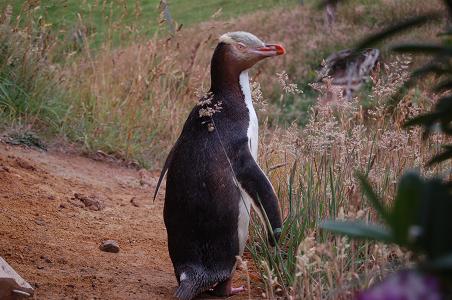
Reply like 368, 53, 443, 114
255, 44, 286, 56
266, 44, 286, 55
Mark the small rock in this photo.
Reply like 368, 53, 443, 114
72, 193, 105, 211
127, 160, 140, 168
14, 158, 36, 171
58, 203, 67, 209
57, 258, 68, 265
0, 165, 10, 172
68, 198, 85, 208
34, 218, 46, 226
138, 169, 153, 187
40, 255, 52, 263
47, 195, 55, 201
130, 197, 140, 207
99, 240, 120, 253
94, 150, 115, 162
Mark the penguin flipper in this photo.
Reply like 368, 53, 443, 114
233, 145, 283, 243
153, 140, 178, 202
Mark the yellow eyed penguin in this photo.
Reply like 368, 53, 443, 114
154, 31, 285, 300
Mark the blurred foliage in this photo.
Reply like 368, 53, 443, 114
320, 0, 452, 294
322, 172, 452, 270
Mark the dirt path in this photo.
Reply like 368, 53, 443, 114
0, 143, 260, 299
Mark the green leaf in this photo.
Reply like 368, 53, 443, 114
433, 80, 452, 93
411, 64, 450, 79
438, 30, 452, 36
427, 146, 452, 166
355, 14, 439, 50
320, 220, 393, 243
444, 0, 452, 17
317, 0, 346, 9
356, 173, 392, 225
427, 253, 452, 270
418, 178, 452, 259
392, 172, 424, 246
392, 44, 452, 56
403, 112, 442, 128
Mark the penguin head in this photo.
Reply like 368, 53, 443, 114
216, 31, 285, 72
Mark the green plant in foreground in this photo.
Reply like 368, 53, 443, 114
321, 172, 452, 273
247, 161, 309, 298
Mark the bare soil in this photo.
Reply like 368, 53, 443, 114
0, 143, 261, 299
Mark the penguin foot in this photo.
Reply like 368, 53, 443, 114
230, 286, 245, 294
208, 278, 245, 297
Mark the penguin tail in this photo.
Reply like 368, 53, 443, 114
175, 266, 227, 300
175, 279, 200, 300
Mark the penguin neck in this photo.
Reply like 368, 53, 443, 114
210, 66, 254, 114
210, 66, 243, 97
210, 43, 244, 98
239, 70, 253, 109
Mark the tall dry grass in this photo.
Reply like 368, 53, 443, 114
63, 39, 196, 165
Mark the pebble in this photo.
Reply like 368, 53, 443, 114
99, 240, 120, 253
130, 197, 141, 207
40, 255, 52, 263
57, 257, 68, 265
34, 218, 46, 226
14, 157, 36, 171
138, 169, 153, 187
72, 193, 105, 211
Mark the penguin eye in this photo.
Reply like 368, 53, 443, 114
236, 43, 246, 51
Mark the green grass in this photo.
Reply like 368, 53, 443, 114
3, 0, 297, 47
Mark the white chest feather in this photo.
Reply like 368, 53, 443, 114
236, 70, 258, 255
239, 71, 258, 159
